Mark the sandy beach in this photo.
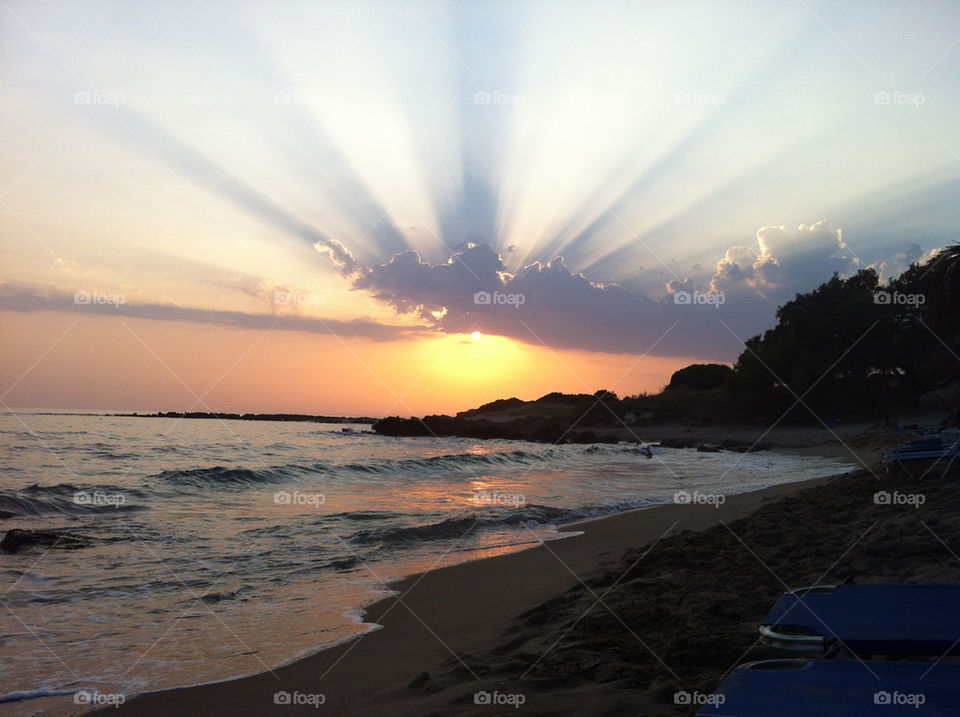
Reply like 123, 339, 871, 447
90, 427, 954, 716
106, 482, 821, 716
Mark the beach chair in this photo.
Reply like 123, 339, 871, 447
759, 584, 960, 657
882, 431, 960, 478
696, 658, 960, 716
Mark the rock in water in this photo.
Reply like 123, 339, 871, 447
1, 529, 92, 554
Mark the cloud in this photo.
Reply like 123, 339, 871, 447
313, 238, 360, 274
314, 222, 878, 360
868, 242, 937, 284
709, 221, 859, 297
319, 242, 725, 357
0, 282, 420, 342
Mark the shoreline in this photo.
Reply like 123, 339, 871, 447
102, 469, 846, 716
6, 428, 892, 717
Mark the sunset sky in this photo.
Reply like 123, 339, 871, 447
2, 0, 958, 416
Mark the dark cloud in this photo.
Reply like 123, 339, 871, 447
315, 222, 884, 360
321, 242, 740, 359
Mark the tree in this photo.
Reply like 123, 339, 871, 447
729, 269, 921, 419
894, 245, 960, 386
921, 245, 960, 337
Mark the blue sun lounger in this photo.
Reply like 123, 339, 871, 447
883, 431, 960, 478
697, 659, 960, 716
759, 584, 960, 657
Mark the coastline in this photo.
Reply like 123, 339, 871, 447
102, 470, 845, 716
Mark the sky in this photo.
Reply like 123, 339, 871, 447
1, 0, 958, 416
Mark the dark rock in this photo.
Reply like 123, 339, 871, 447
658, 437, 696, 449
457, 397, 524, 417
1, 529, 92, 554
408, 671, 431, 689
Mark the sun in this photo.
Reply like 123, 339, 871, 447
413, 332, 531, 391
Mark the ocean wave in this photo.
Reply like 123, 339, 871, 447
150, 465, 297, 488
138, 445, 648, 492
583, 443, 657, 455
345, 497, 666, 548
337, 449, 557, 477
351, 515, 482, 545
349, 503, 573, 547
326, 510, 405, 521
0, 687, 78, 704
547, 497, 661, 523
200, 585, 250, 603
0, 484, 148, 518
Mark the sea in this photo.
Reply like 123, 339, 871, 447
0, 411, 855, 711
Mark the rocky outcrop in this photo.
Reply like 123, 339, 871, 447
371, 415, 622, 444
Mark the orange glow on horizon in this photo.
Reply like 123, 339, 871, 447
0, 311, 715, 416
